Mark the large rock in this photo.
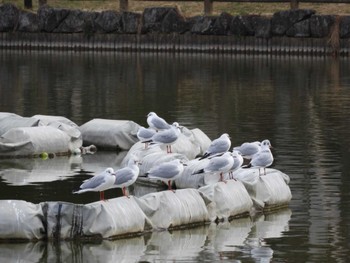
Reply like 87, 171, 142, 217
0, 3, 20, 32
252, 16, 271, 38
161, 8, 189, 33
271, 9, 315, 36
190, 16, 217, 35
94, 10, 123, 33
17, 11, 40, 32
310, 15, 335, 38
229, 15, 256, 36
286, 19, 310, 37
38, 5, 69, 32
122, 12, 141, 33
142, 7, 174, 33
55, 9, 98, 33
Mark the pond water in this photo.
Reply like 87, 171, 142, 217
0, 51, 350, 262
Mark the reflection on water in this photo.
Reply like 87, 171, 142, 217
0, 209, 291, 263
1, 51, 350, 261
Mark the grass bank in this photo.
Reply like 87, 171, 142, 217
2, 0, 350, 17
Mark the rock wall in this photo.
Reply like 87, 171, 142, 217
0, 3, 349, 55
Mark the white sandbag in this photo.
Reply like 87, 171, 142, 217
0, 200, 45, 240
234, 168, 292, 210
79, 119, 139, 151
43, 198, 152, 240
129, 127, 208, 160
122, 149, 188, 177
0, 115, 42, 136
135, 189, 210, 230
0, 155, 82, 186
190, 128, 212, 156
0, 112, 20, 120
198, 180, 253, 221
175, 158, 213, 189
32, 114, 79, 128
0, 126, 76, 157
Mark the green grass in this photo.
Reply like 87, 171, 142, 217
3, 0, 350, 16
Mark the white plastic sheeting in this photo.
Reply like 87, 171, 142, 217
0, 126, 77, 157
79, 119, 140, 151
0, 200, 45, 240
234, 168, 292, 210
43, 198, 152, 239
199, 180, 253, 221
135, 189, 210, 229
0, 115, 42, 136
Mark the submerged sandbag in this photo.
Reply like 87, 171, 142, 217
135, 189, 210, 229
0, 115, 42, 136
0, 200, 45, 240
199, 180, 253, 221
79, 119, 140, 151
0, 126, 77, 157
234, 168, 292, 210
43, 198, 152, 240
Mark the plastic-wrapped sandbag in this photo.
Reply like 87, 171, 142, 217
0, 115, 42, 136
234, 168, 292, 210
0, 200, 45, 240
190, 128, 212, 156
135, 189, 210, 230
0, 112, 20, 120
79, 119, 140, 151
43, 198, 152, 240
175, 158, 214, 189
32, 114, 79, 128
0, 126, 76, 157
198, 180, 253, 221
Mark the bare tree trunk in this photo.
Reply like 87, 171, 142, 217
24, 0, 33, 9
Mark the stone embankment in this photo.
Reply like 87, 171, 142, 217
1, 4, 349, 54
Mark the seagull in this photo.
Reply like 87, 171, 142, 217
193, 152, 234, 182
148, 122, 182, 153
199, 133, 231, 160
146, 159, 185, 191
73, 168, 116, 201
113, 155, 141, 197
233, 141, 261, 159
137, 126, 156, 149
147, 112, 171, 131
248, 139, 273, 176
229, 150, 244, 180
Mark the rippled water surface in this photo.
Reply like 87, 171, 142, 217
0, 51, 350, 262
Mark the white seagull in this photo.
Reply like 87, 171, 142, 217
113, 155, 141, 197
73, 167, 116, 201
137, 126, 156, 149
146, 159, 185, 191
229, 150, 244, 180
148, 122, 182, 153
147, 112, 171, 131
193, 152, 234, 182
233, 141, 261, 159
249, 139, 273, 176
199, 133, 231, 160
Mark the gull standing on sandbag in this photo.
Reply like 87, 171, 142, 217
199, 133, 231, 160
229, 150, 244, 180
146, 159, 186, 191
137, 126, 156, 149
113, 155, 141, 197
233, 141, 261, 159
193, 151, 234, 182
248, 139, 273, 176
148, 122, 182, 153
73, 168, 116, 201
147, 112, 171, 131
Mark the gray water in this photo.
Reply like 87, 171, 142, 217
0, 51, 350, 262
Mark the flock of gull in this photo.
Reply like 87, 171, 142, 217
74, 112, 274, 201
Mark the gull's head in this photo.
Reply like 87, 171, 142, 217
261, 139, 272, 148
147, 112, 156, 117
105, 167, 115, 175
